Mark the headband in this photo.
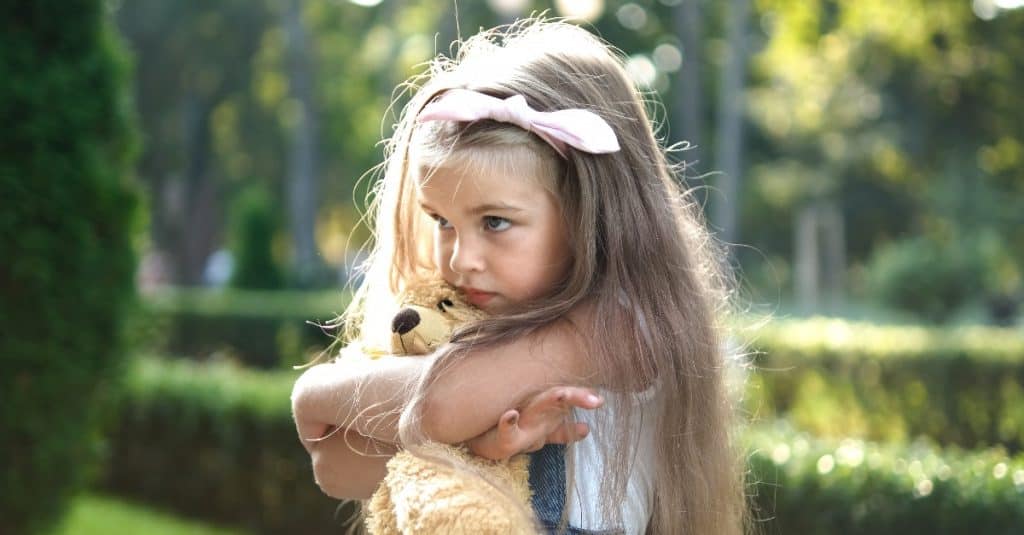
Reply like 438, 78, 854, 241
416, 89, 620, 158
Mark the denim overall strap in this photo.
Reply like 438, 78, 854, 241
528, 443, 567, 527
528, 444, 625, 535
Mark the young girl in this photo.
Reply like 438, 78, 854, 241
291, 19, 746, 534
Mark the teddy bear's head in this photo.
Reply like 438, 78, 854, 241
390, 279, 487, 355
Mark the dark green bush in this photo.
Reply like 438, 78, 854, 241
862, 236, 985, 322
102, 357, 353, 535
747, 317, 1024, 451
0, 2, 139, 533
747, 421, 1024, 534
135, 287, 347, 368
229, 185, 285, 291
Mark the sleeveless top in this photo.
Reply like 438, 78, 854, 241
529, 385, 660, 534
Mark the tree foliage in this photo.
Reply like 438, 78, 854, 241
743, 0, 1024, 314
0, 1, 139, 532
114, 0, 1023, 319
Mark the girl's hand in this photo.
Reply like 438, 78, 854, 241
466, 386, 604, 461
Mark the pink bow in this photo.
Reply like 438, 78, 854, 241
416, 89, 620, 158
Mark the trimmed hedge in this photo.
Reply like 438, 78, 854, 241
0, 1, 139, 533
134, 288, 349, 368
102, 357, 352, 535
104, 356, 1024, 534
746, 317, 1024, 451
131, 290, 1024, 449
135, 293, 1024, 449
747, 421, 1024, 534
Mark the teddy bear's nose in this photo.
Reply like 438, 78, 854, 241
392, 308, 421, 335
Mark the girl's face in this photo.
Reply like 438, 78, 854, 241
415, 160, 571, 314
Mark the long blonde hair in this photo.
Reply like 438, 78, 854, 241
342, 19, 747, 535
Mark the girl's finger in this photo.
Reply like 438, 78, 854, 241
529, 386, 604, 414
546, 421, 590, 444
496, 409, 520, 435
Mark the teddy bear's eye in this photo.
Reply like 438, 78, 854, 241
437, 299, 454, 312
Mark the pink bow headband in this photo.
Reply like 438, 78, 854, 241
416, 89, 620, 158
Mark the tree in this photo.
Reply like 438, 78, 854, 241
743, 0, 1024, 315
115, 0, 276, 285
1, 1, 139, 532
284, 0, 321, 286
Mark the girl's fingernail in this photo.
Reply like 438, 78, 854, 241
508, 413, 518, 425
587, 394, 601, 405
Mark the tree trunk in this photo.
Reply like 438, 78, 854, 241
795, 200, 846, 314
821, 200, 846, 313
177, 90, 220, 286
285, 0, 320, 287
795, 204, 820, 313
672, 0, 704, 169
713, 0, 750, 250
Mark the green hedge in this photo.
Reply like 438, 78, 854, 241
102, 357, 353, 535
132, 291, 1024, 449
104, 356, 1024, 534
0, 1, 139, 533
747, 317, 1024, 451
134, 288, 349, 369
134, 294, 1024, 449
747, 421, 1024, 534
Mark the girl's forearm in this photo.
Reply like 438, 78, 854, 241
292, 316, 591, 448
420, 319, 592, 445
308, 427, 396, 500
291, 354, 431, 444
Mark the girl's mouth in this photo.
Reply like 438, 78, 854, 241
462, 288, 496, 307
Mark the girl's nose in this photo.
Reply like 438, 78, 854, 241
449, 236, 485, 274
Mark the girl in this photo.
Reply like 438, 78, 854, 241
291, 19, 746, 534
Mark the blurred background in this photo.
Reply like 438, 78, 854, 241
3, 0, 1023, 534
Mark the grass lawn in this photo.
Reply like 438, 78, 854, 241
53, 494, 251, 535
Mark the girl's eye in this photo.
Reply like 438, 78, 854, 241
433, 215, 452, 229
483, 216, 511, 231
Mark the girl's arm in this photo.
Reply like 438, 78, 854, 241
303, 427, 396, 500
464, 386, 602, 460
420, 316, 595, 445
292, 352, 427, 444
291, 315, 593, 447
292, 357, 411, 499
292, 381, 594, 499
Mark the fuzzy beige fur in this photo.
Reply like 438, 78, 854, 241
361, 279, 537, 534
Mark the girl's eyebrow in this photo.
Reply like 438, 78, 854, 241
470, 202, 523, 215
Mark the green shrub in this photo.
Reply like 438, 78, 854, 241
102, 357, 352, 535
862, 236, 984, 322
747, 421, 1024, 534
105, 357, 1024, 534
0, 2, 139, 533
134, 292, 1024, 448
747, 317, 1024, 451
229, 186, 284, 291
134, 288, 347, 368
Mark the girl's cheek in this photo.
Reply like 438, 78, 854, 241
434, 238, 453, 270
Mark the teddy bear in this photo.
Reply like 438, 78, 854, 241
360, 278, 538, 535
